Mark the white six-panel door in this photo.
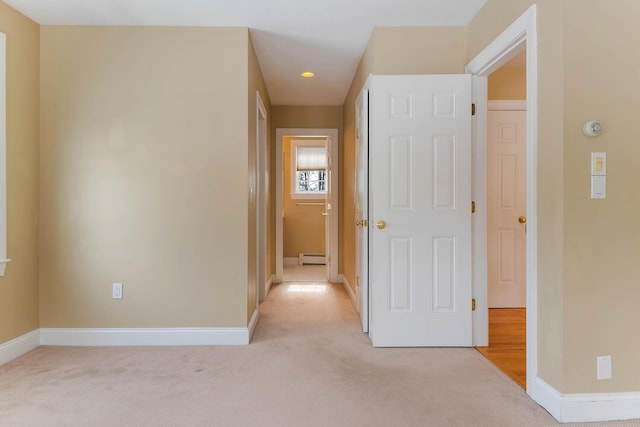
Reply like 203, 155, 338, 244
488, 108, 526, 307
369, 75, 473, 347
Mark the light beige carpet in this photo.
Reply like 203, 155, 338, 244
1, 281, 638, 427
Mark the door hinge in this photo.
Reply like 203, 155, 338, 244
472, 201, 476, 213
356, 276, 360, 287
472, 299, 476, 311
472, 103, 476, 116
356, 128, 360, 140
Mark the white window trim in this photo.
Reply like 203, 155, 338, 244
290, 139, 327, 200
0, 32, 9, 276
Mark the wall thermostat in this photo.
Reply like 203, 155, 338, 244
583, 120, 602, 137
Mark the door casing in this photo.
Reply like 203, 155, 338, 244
466, 5, 538, 396
256, 92, 268, 303
275, 128, 340, 284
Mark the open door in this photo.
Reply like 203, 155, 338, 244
355, 89, 369, 332
324, 136, 332, 280
368, 74, 473, 347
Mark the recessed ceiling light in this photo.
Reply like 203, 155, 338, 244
300, 72, 315, 78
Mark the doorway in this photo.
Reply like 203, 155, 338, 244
476, 53, 527, 386
466, 5, 538, 395
275, 128, 339, 285
283, 136, 329, 282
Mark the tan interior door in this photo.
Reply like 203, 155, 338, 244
488, 108, 526, 307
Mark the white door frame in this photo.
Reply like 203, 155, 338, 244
465, 5, 538, 396
256, 92, 268, 302
275, 128, 340, 283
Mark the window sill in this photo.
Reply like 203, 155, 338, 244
0, 259, 10, 277
290, 193, 327, 200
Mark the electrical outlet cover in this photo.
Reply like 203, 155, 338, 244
597, 355, 612, 380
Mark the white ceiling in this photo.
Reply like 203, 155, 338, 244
4, 0, 487, 106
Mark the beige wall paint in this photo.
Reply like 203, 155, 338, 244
40, 26, 250, 328
562, 0, 640, 392
247, 33, 271, 323
0, 2, 40, 344
471, 0, 640, 393
341, 26, 468, 297
271, 106, 343, 271
488, 66, 526, 100
372, 27, 468, 75
283, 137, 326, 258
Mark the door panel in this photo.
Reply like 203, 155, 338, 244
390, 136, 412, 209
369, 75, 472, 347
389, 236, 412, 311
433, 236, 456, 311
488, 110, 526, 308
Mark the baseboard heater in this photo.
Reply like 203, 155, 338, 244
298, 253, 326, 265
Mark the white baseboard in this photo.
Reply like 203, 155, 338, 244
40, 327, 250, 346
283, 257, 298, 266
266, 274, 274, 297
340, 274, 358, 311
0, 330, 40, 366
534, 377, 640, 423
248, 309, 258, 341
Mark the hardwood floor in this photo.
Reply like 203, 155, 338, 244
476, 308, 526, 388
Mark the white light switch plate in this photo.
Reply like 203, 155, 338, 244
591, 176, 606, 199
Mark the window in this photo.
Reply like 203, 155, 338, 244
291, 140, 327, 199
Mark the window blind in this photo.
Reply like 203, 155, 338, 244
296, 146, 327, 171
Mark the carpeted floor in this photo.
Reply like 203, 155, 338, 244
283, 264, 327, 281
1, 280, 638, 427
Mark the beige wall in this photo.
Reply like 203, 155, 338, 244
247, 34, 271, 322
271, 106, 343, 271
0, 2, 40, 344
283, 137, 326, 258
372, 27, 468, 75
39, 26, 250, 328
341, 26, 468, 296
488, 66, 526, 100
470, 0, 640, 393
561, 0, 640, 392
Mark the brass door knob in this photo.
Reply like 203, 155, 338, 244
376, 220, 386, 230
519, 216, 527, 224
